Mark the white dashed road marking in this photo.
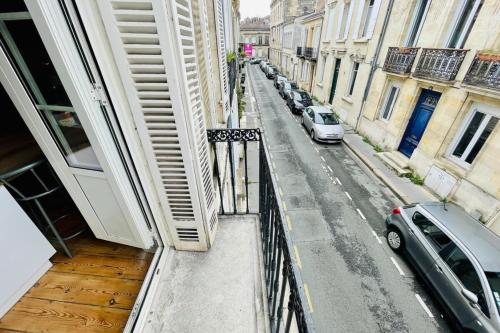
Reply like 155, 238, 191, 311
415, 294, 434, 318
390, 256, 405, 276
327, 166, 333, 172
320, 156, 326, 162
356, 208, 366, 220
345, 191, 352, 201
335, 177, 342, 185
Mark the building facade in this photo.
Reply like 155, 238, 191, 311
239, 16, 270, 58
312, 0, 500, 234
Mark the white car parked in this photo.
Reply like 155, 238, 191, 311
301, 106, 344, 143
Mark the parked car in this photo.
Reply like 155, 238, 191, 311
250, 57, 261, 64
265, 66, 276, 79
274, 74, 287, 89
385, 202, 500, 333
286, 90, 312, 114
301, 107, 344, 142
279, 81, 298, 99
259, 60, 267, 71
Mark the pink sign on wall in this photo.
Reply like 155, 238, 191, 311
244, 43, 253, 57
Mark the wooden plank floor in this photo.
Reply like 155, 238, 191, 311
0, 234, 154, 333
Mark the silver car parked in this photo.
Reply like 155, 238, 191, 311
301, 106, 344, 143
386, 202, 500, 332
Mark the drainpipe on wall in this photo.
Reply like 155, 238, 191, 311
354, 0, 395, 131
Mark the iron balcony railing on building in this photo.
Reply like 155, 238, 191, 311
207, 128, 315, 333
303, 47, 318, 60
413, 48, 468, 82
463, 52, 500, 91
382, 47, 419, 74
296, 46, 304, 57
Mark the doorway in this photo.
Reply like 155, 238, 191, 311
398, 89, 441, 157
329, 58, 341, 104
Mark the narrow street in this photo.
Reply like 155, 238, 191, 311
246, 64, 453, 333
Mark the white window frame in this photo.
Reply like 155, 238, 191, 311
346, 61, 359, 96
447, 103, 499, 168
444, 0, 482, 48
325, 4, 336, 41
317, 55, 326, 83
336, 1, 354, 41
378, 82, 400, 122
404, 0, 431, 47
353, 0, 381, 39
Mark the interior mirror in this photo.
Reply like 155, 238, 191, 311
461, 288, 479, 304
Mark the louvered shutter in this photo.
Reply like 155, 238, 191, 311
352, 0, 365, 39
96, 0, 217, 251
215, 0, 230, 121
365, 0, 382, 40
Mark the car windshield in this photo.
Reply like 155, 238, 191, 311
268, 68, 274, 73
290, 82, 298, 89
314, 113, 339, 125
293, 92, 303, 101
486, 271, 500, 316
299, 92, 310, 101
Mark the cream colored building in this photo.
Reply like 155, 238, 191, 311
240, 17, 270, 58
313, 0, 500, 234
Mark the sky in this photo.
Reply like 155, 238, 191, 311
239, 0, 271, 19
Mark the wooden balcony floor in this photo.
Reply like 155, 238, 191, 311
0, 233, 153, 333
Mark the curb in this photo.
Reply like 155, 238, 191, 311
342, 136, 413, 205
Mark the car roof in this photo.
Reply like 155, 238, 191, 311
308, 106, 332, 113
420, 202, 500, 272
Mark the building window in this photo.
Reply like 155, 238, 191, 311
258, 36, 262, 45
337, 1, 352, 40
379, 82, 400, 121
265, 35, 269, 45
450, 105, 498, 165
317, 55, 326, 83
357, 0, 375, 38
404, 0, 430, 46
325, 6, 336, 41
347, 62, 359, 96
446, 0, 483, 49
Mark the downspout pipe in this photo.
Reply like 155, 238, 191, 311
355, 0, 395, 131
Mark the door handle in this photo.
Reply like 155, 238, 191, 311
435, 264, 443, 274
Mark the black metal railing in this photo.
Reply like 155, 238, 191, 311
303, 47, 318, 60
228, 59, 238, 104
382, 47, 419, 74
296, 46, 304, 57
413, 48, 468, 82
463, 52, 500, 91
207, 128, 315, 333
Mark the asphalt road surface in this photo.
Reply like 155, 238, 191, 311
246, 64, 453, 333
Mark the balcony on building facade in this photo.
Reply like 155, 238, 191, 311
463, 52, 500, 91
296, 47, 318, 60
382, 47, 419, 75
413, 48, 468, 82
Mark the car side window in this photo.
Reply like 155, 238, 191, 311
412, 212, 452, 251
442, 245, 489, 316
308, 109, 314, 118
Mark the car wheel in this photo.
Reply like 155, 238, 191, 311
310, 130, 315, 141
387, 228, 404, 252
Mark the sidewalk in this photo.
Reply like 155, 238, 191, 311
340, 123, 439, 205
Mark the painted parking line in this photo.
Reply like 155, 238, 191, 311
320, 156, 326, 162
275, 174, 279, 182
415, 294, 434, 318
314, 147, 319, 153
286, 214, 293, 230
356, 208, 367, 220
327, 166, 333, 173
371, 230, 383, 244
345, 191, 353, 201
390, 256, 405, 276
294, 245, 303, 269
321, 164, 327, 170
304, 284, 314, 313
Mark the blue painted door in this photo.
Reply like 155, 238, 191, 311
398, 90, 441, 157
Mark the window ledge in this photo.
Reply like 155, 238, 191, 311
316, 82, 323, 87
353, 38, 369, 44
336, 38, 346, 44
341, 96, 353, 104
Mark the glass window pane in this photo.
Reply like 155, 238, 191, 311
444, 246, 483, 294
0, 1, 28, 13
412, 212, 451, 251
4, 19, 71, 106
382, 86, 397, 119
453, 111, 485, 158
465, 116, 498, 163
448, 0, 475, 48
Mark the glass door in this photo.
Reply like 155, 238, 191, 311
0, 1, 153, 249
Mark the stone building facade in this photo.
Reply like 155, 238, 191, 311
240, 16, 270, 58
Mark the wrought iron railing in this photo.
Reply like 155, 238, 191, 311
463, 52, 500, 91
296, 46, 304, 57
382, 47, 419, 74
303, 47, 318, 60
207, 128, 315, 333
413, 48, 468, 82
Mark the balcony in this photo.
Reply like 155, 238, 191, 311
463, 52, 500, 91
296, 47, 318, 60
413, 48, 468, 82
143, 129, 314, 333
382, 47, 419, 75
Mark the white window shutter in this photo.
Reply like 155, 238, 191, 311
366, 0, 382, 39
353, 0, 366, 39
344, 2, 354, 39
215, 0, 230, 120
96, 0, 217, 251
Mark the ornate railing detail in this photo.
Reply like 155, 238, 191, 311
207, 128, 315, 333
304, 47, 318, 60
463, 52, 500, 91
382, 47, 419, 74
296, 46, 304, 57
413, 48, 468, 82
